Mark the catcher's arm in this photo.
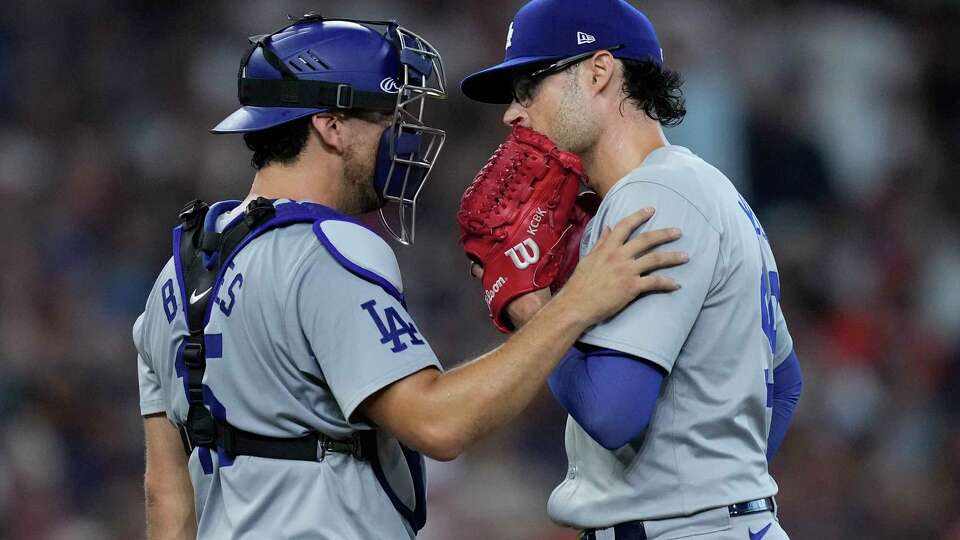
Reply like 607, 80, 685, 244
360, 210, 685, 461
143, 414, 197, 540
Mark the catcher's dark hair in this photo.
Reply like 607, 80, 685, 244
619, 59, 686, 127
243, 110, 389, 170
244, 116, 313, 170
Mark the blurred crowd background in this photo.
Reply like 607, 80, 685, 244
0, 0, 957, 538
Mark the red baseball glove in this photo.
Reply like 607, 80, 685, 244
550, 191, 601, 293
457, 125, 587, 332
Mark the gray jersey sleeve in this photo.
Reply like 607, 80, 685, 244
580, 181, 720, 373
296, 248, 441, 422
134, 312, 166, 416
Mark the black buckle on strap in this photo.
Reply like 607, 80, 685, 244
178, 199, 208, 230
182, 342, 203, 368
335, 84, 354, 109
318, 433, 369, 461
185, 405, 216, 447
245, 197, 276, 227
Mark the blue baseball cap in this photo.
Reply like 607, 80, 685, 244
461, 0, 663, 104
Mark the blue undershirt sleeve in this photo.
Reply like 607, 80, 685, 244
548, 344, 665, 451
767, 350, 803, 462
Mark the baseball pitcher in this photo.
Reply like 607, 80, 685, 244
460, 1, 804, 539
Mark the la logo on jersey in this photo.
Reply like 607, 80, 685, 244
505, 22, 514, 49
361, 299, 425, 353
576, 32, 596, 45
505, 239, 540, 270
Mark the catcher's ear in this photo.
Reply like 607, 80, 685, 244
585, 51, 616, 96
311, 114, 346, 154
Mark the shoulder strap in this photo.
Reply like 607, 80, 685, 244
172, 199, 371, 454
173, 198, 427, 532
176, 198, 278, 450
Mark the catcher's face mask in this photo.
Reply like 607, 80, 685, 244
372, 24, 447, 245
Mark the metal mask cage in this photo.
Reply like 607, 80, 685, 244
377, 25, 448, 245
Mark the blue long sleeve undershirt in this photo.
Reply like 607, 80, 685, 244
548, 345, 803, 458
767, 350, 802, 462
547, 344, 664, 450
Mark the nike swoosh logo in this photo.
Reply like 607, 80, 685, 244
749, 523, 772, 540
190, 287, 212, 304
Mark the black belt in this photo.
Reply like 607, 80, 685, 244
579, 497, 775, 540
178, 420, 372, 462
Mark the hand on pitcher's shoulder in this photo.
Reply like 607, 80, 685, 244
557, 208, 688, 324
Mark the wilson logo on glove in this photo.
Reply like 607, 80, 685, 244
505, 239, 541, 269
485, 276, 507, 307
458, 124, 596, 332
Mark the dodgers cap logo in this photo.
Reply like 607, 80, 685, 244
462, 0, 664, 104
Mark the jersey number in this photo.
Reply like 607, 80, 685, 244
361, 300, 425, 353
738, 198, 781, 355
162, 279, 177, 323
218, 273, 244, 316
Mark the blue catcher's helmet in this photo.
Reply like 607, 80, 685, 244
213, 13, 448, 245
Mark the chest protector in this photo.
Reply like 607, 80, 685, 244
173, 197, 427, 533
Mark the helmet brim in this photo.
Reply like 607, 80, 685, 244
210, 105, 329, 134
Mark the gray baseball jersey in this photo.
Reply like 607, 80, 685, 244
135, 200, 440, 539
547, 146, 793, 528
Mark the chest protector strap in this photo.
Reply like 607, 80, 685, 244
173, 197, 427, 532
175, 198, 373, 461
